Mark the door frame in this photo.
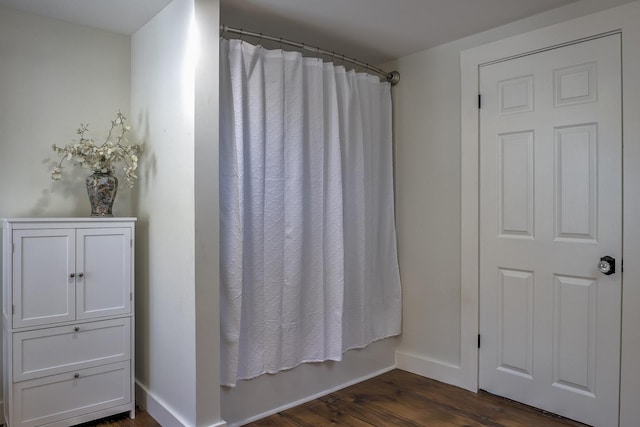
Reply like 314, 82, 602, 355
460, 2, 640, 426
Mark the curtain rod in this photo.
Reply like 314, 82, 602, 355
220, 25, 400, 86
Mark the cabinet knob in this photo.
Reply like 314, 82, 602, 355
78, 272, 84, 278
74, 326, 80, 332
73, 373, 80, 379
69, 273, 75, 278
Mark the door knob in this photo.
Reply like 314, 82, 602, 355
598, 256, 616, 275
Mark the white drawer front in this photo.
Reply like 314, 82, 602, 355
13, 318, 130, 381
13, 362, 131, 427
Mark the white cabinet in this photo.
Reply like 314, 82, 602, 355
2, 218, 136, 427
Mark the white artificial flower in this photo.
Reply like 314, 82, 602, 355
50, 110, 142, 187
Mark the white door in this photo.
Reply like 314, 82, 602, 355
479, 34, 622, 426
76, 227, 132, 319
12, 229, 76, 327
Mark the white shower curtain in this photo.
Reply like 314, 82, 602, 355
220, 39, 401, 387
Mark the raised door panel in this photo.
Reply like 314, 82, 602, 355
13, 362, 130, 427
499, 131, 534, 237
12, 229, 75, 328
497, 268, 534, 378
553, 275, 597, 396
13, 318, 130, 381
554, 125, 597, 241
76, 228, 132, 320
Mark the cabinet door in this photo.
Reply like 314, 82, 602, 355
76, 228, 132, 319
12, 229, 75, 328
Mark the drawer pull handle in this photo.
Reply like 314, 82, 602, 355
70, 273, 75, 278
73, 373, 80, 379
78, 272, 84, 278
74, 327, 80, 332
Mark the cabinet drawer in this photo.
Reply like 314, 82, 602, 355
13, 362, 131, 427
13, 318, 130, 381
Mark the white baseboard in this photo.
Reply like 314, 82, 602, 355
230, 365, 396, 427
135, 380, 227, 427
395, 350, 475, 392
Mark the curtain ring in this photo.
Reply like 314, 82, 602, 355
279, 37, 283, 50
239, 29, 243, 43
258, 32, 263, 46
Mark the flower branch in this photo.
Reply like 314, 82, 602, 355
51, 111, 142, 188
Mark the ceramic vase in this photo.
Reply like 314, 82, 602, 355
86, 171, 118, 217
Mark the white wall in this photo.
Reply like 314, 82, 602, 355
131, 0, 224, 425
0, 4, 131, 408
194, 0, 222, 426
387, 0, 635, 395
131, 0, 197, 425
0, 6, 132, 219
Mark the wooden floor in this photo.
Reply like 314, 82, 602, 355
95, 369, 588, 427
76, 408, 161, 427
246, 369, 588, 427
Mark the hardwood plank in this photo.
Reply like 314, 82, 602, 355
273, 398, 375, 427
380, 369, 586, 427
246, 413, 305, 426
247, 369, 589, 427
332, 383, 488, 426
90, 370, 588, 427
75, 407, 161, 427
360, 370, 586, 426
317, 394, 431, 427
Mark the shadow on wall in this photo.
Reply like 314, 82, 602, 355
134, 218, 151, 384
133, 109, 156, 206
130, 109, 154, 387
30, 157, 87, 217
